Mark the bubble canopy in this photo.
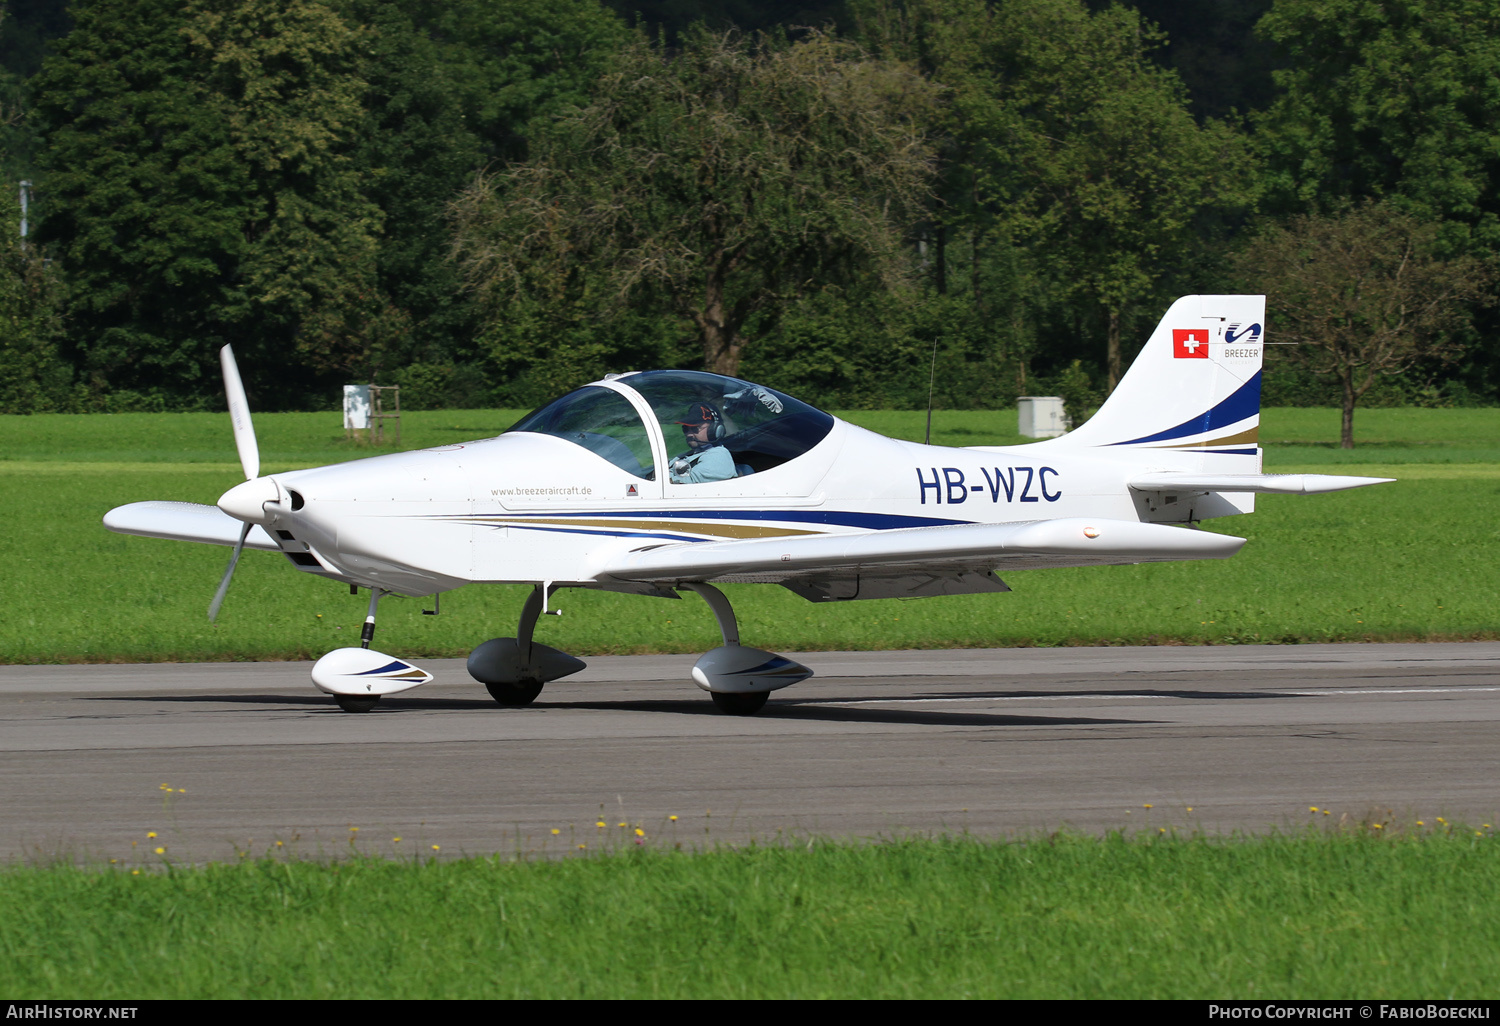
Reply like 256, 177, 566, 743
505, 371, 835, 481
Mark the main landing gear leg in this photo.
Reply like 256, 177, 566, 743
467, 584, 586, 706
681, 583, 812, 716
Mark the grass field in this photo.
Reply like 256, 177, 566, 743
1, 406, 1496, 663
3, 829, 1497, 999
4, 404, 1496, 461
4, 409, 1496, 1000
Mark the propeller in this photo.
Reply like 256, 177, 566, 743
209, 345, 260, 622
208, 522, 251, 623
221, 344, 259, 480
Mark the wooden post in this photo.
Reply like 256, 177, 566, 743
369, 384, 402, 447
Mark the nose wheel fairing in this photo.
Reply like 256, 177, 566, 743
312, 588, 434, 708
311, 648, 434, 697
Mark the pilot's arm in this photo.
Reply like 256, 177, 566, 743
670, 445, 737, 484
724, 386, 783, 416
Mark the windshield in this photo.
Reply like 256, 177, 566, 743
505, 385, 655, 480
622, 371, 834, 480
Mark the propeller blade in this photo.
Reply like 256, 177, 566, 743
220, 344, 259, 481
208, 522, 252, 623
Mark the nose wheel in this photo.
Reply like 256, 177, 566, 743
335, 695, 380, 713
709, 691, 769, 716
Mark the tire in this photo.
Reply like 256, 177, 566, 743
710, 691, 769, 716
335, 695, 380, 713
485, 679, 544, 706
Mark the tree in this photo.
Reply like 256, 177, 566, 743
1255, 0, 1500, 254
347, 0, 627, 391
856, 0, 1256, 392
187, 0, 387, 380
31, 0, 382, 405
1233, 202, 1491, 448
452, 28, 937, 381
0, 0, 73, 183
0, 180, 67, 412
1252, 0, 1500, 401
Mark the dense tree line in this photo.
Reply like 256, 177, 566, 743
1, 0, 1496, 430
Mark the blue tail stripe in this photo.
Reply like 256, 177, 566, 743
1109, 371, 1262, 447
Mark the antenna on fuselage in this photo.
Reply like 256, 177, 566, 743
923, 335, 938, 445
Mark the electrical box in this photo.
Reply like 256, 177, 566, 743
1017, 396, 1067, 438
343, 385, 372, 430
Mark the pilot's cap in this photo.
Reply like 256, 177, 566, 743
675, 402, 719, 427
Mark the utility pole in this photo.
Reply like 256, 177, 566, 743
19, 180, 30, 248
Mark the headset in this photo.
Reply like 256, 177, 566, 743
677, 402, 725, 442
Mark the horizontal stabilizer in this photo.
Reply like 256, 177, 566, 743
1128, 473, 1394, 495
103, 501, 281, 550
601, 517, 1244, 584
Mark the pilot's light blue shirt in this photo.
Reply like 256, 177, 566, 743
670, 445, 737, 484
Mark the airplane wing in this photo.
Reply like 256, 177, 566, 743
1127, 473, 1394, 494
103, 501, 282, 551
599, 517, 1244, 598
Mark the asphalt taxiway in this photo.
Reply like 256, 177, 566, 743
2, 642, 1497, 862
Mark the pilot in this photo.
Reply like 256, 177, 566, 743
670, 402, 738, 484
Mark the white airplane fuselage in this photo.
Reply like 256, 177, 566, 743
243, 415, 1256, 599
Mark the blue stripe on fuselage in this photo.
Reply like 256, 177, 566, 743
489, 509, 971, 530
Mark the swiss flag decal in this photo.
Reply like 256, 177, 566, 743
1173, 328, 1210, 358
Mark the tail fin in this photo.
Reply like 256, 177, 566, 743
1048, 295, 1264, 459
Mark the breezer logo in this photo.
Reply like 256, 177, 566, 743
1173, 329, 1210, 359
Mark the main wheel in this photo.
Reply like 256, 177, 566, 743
485, 679, 544, 706
710, 691, 769, 716
335, 695, 380, 713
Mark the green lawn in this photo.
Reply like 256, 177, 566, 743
1, 407, 1495, 663
3, 409, 1496, 1001
4, 830, 1498, 999
7, 404, 1491, 462
0, 408, 532, 464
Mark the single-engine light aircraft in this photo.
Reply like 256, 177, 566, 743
105, 295, 1390, 713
